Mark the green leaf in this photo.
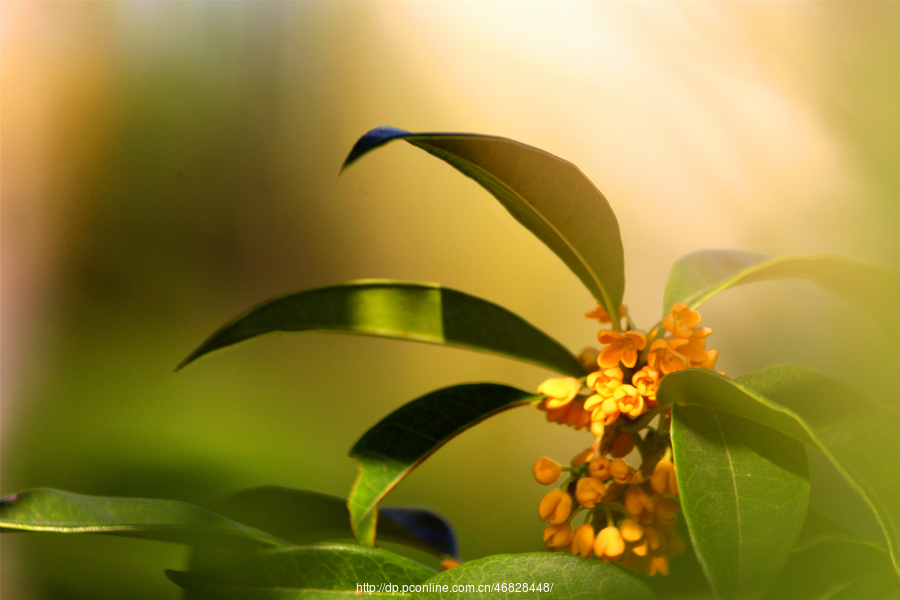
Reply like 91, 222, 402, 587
763, 511, 898, 600
208, 486, 458, 558
671, 405, 810, 600
657, 365, 900, 577
662, 251, 900, 334
178, 280, 585, 377
0, 488, 287, 551
167, 545, 436, 599
348, 383, 540, 547
342, 127, 625, 326
417, 553, 656, 600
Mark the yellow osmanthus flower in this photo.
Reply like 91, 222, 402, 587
589, 456, 612, 481
538, 489, 572, 524
625, 486, 656, 523
586, 367, 624, 397
680, 326, 712, 364
651, 460, 679, 496
597, 331, 647, 368
631, 366, 660, 404
594, 526, 625, 561
537, 377, 581, 409
585, 303, 626, 324
610, 458, 635, 484
662, 302, 701, 338
647, 338, 689, 374
533, 457, 562, 485
575, 476, 607, 508
540, 398, 592, 430
570, 524, 596, 558
543, 523, 574, 549
613, 384, 645, 419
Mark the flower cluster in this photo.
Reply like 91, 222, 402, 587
532, 302, 719, 576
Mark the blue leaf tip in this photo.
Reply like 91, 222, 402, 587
380, 507, 458, 559
341, 126, 412, 173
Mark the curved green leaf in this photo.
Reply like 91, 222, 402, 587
671, 405, 809, 600
763, 511, 898, 600
662, 251, 900, 335
167, 545, 436, 599
0, 488, 287, 551
342, 127, 625, 326
657, 365, 900, 577
417, 553, 656, 600
209, 486, 458, 559
348, 383, 540, 547
178, 280, 585, 377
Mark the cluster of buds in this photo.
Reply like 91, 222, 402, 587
532, 302, 719, 576
534, 449, 684, 576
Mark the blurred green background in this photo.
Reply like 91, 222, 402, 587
2, 3, 897, 598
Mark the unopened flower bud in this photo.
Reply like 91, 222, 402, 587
543, 522, 574, 549
569, 524, 595, 558
538, 489, 572, 524
575, 476, 607, 509
651, 460, 678, 495
610, 458, 635, 484
533, 457, 562, 485
593, 525, 625, 560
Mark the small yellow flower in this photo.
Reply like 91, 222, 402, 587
575, 476, 607, 508
539, 399, 591, 430
538, 489, 572, 524
610, 458, 635, 484
543, 522, 574, 549
662, 302, 701, 338
597, 331, 648, 368
619, 518, 644, 543
533, 457, 562, 485
585, 303, 626, 324
593, 525, 625, 560
631, 366, 660, 404
699, 349, 719, 371
537, 377, 581, 409
654, 497, 681, 527
589, 455, 612, 481
586, 367, 624, 397
680, 326, 712, 364
625, 485, 656, 521
647, 339, 689, 374
570, 523, 596, 558
648, 556, 670, 576
613, 384, 645, 419
651, 460, 679, 496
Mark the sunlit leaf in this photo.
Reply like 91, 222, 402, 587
662, 251, 899, 335
0, 488, 286, 551
167, 545, 436, 599
417, 553, 656, 600
342, 127, 625, 326
657, 365, 900, 577
178, 280, 585, 377
671, 405, 809, 600
348, 384, 539, 547
208, 486, 457, 558
763, 511, 898, 600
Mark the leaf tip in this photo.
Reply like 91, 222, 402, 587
340, 126, 411, 173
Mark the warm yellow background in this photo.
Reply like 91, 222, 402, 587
2, 3, 897, 598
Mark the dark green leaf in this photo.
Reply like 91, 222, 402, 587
417, 553, 656, 600
657, 365, 900, 577
763, 511, 898, 600
342, 127, 625, 325
671, 405, 809, 600
0, 488, 286, 551
662, 251, 899, 335
178, 281, 585, 377
348, 384, 539, 546
207, 486, 457, 558
167, 545, 436, 599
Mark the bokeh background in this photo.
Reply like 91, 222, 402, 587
2, 2, 897, 598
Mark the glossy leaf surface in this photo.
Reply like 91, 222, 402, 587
671, 405, 809, 600
657, 365, 900, 576
343, 127, 625, 325
178, 281, 585, 377
168, 545, 436, 599
763, 511, 898, 600
209, 486, 457, 558
0, 488, 286, 551
418, 553, 656, 600
348, 384, 539, 547
663, 251, 900, 334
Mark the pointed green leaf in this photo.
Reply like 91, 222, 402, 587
208, 486, 457, 559
167, 545, 436, 599
0, 488, 287, 551
671, 405, 809, 600
763, 511, 898, 600
178, 281, 585, 377
662, 251, 899, 334
348, 384, 539, 547
342, 127, 625, 326
657, 365, 900, 577
417, 553, 656, 600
